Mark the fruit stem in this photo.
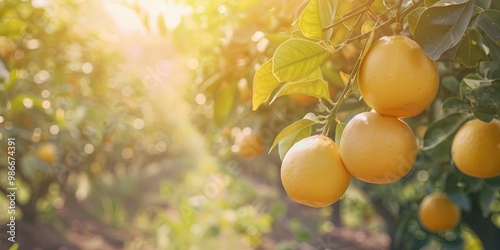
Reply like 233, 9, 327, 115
322, 54, 362, 136
393, 0, 404, 34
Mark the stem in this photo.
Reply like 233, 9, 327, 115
341, 0, 424, 45
322, 0, 375, 32
393, 0, 404, 34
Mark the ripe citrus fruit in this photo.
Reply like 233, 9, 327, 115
237, 133, 264, 158
418, 192, 461, 232
281, 135, 351, 207
37, 142, 58, 164
451, 118, 500, 178
339, 112, 417, 184
358, 35, 439, 118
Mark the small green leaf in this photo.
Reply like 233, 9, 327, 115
252, 59, 281, 110
453, 29, 488, 67
422, 113, 472, 160
479, 186, 498, 216
442, 97, 471, 114
442, 75, 460, 93
273, 39, 328, 82
448, 192, 472, 212
413, 0, 474, 60
270, 68, 329, 103
335, 122, 346, 144
299, 0, 333, 40
477, 9, 500, 45
466, 85, 500, 122
270, 113, 317, 152
278, 126, 312, 160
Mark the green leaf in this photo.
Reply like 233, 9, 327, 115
483, 175, 500, 188
442, 97, 471, 114
214, 82, 237, 126
278, 126, 312, 160
453, 29, 488, 67
335, 122, 346, 144
422, 113, 472, 160
273, 39, 328, 82
466, 85, 500, 122
477, 9, 500, 45
424, 0, 441, 6
413, 0, 474, 60
441, 75, 460, 93
448, 192, 472, 212
407, 7, 426, 35
270, 113, 317, 152
299, 0, 334, 41
479, 186, 498, 216
252, 59, 281, 110
270, 68, 329, 103
459, 73, 483, 99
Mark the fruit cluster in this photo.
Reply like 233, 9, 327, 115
279, 35, 500, 232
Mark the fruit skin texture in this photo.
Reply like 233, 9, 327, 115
339, 112, 417, 184
281, 135, 351, 207
358, 35, 439, 118
418, 192, 461, 232
238, 133, 264, 158
37, 142, 58, 164
451, 118, 500, 178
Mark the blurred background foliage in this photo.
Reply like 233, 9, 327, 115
0, 0, 498, 249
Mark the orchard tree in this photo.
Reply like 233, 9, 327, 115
160, 0, 500, 249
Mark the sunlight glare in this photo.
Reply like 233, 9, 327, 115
103, 0, 192, 35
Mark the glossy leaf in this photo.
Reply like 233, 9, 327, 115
442, 97, 471, 114
334, 122, 345, 144
407, 7, 426, 35
413, 0, 474, 60
422, 113, 472, 160
299, 0, 334, 41
273, 38, 328, 82
453, 29, 488, 67
270, 68, 329, 103
270, 113, 317, 152
278, 126, 312, 160
252, 59, 281, 110
477, 9, 500, 45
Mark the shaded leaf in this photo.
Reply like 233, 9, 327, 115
252, 59, 281, 110
479, 186, 498, 216
413, 0, 474, 60
448, 192, 472, 212
441, 75, 460, 93
442, 97, 471, 114
407, 7, 426, 35
454, 29, 488, 67
466, 85, 500, 122
273, 39, 328, 82
477, 9, 500, 45
422, 113, 472, 160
